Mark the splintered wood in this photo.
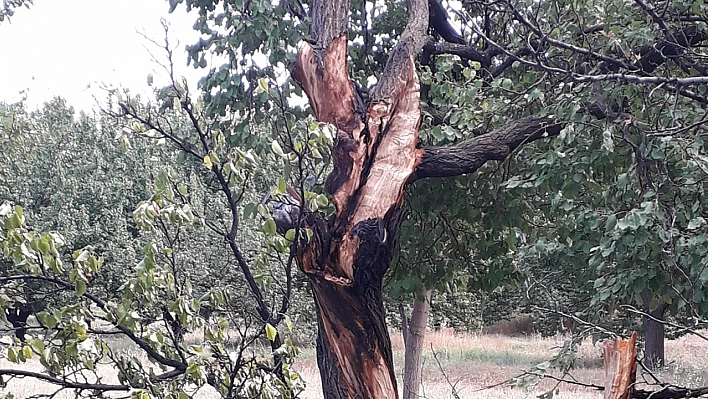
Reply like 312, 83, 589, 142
603, 332, 637, 399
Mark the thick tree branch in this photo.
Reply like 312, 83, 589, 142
428, 0, 465, 45
634, 386, 708, 399
638, 25, 708, 73
423, 37, 488, 65
371, 0, 429, 102
410, 116, 562, 182
310, 0, 350, 70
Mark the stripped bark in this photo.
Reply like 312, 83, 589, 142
292, 0, 429, 396
603, 332, 638, 399
293, 0, 704, 397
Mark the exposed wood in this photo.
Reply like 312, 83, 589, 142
603, 332, 637, 399
293, 0, 430, 396
293, 35, 366, 227
311, 262, 396, 399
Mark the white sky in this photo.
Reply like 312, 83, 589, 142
0, 0, 204, 112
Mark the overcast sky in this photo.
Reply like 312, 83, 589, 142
0, 0, 204, 112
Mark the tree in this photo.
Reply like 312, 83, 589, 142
0, 94, 305, 398
167, 0, 707, 395
2, 0, 708, 397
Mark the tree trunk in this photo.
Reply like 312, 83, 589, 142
642, 292, 667, 370
400, 303, 410, 345
311, 270, 397, 398
603, 332, 637, 399
402, 289, 432, 399
292, 0, 564, 397
292, 0, 429, 397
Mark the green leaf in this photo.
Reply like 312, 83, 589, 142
203, 155, 213, 169
7, 347, 18, 363
22, 345, 32, 359
76, 280, 87, 297
265, 323, 277, 342
605, 214, 617, 231
258, 78, 269, 92
277, 178, 287, 194
29, 339, 45, 355
688, 217, 704, 230
36, 312, 57, 329
316, 194, 329, 207
263, 219, 277, 236
38, 238, 51, 254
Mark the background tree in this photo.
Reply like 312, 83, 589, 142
0, 77, 306, 397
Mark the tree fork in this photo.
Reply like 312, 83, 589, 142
293, 0, 428, 396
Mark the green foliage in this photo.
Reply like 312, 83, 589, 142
0, 203, 304, 398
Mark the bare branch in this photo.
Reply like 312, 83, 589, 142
0, 275, 186, 372
0, 369, 129, 392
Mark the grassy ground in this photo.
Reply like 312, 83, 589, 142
3, 329, 708, 398
292, 329, 708, 399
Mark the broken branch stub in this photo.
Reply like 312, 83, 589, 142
603, 332, 638, 399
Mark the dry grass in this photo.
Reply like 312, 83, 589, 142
294, 329, 606, 399
3, 329, 708, 398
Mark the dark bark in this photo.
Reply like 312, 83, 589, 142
311, 255, 396, 398
642, 292, 667, 370
162, 307, 184, 343
428, 0, 465, 44
294, 1, 708, 398
638, 26, 708, 74
6, 306, 32, 342
411, 116, 563, 181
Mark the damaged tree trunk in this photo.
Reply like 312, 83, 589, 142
292, 0, 563, 397
292, 0, 428, 397
603, 332, 638, 399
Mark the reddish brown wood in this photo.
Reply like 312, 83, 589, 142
292, 0, 430, 395
603, 332, 638, 399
